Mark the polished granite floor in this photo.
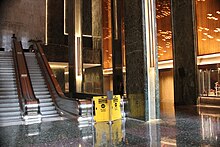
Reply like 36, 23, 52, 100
0, 105, 220, 147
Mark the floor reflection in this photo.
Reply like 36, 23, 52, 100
198, 107, 220, 146
0, 105, 220, 146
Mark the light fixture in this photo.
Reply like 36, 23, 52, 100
64, 0, 68, 35
45, 0, 48, 44
207, 35, 214, 39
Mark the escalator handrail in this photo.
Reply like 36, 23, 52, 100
35, 42, 70, 99
34, 42, 83, 116
12, 39, 25, 113
12, 39, 38, 105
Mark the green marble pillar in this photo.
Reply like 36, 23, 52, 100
124, 0, 159, 121
171, 0, 198, 105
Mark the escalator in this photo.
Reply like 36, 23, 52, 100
0, 51, 22, 124
24, 52, 59, 118
32, 42, 93, 123
0, 37, 92, 126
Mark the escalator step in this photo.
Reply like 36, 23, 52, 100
0, 95, 18, 99
0, 111, 20, 117
35, 95, 51, 99
34, 91, 50, 95
39, 102, 54, 107
0, 107, 20, 112
0, 98, 19, 103
0, 103, 19, 108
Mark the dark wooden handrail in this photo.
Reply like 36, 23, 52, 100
12, 40, 24, 112
32, 41, 96, 119
13, 39, 38, 104
35, 43, 65, 98
34, 42, 81, 116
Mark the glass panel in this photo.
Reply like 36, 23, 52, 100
156, 0, 173, 61
210, 69, 218, 96
49, 63, 68, 94
196, 0, 220, 55
198, 65, 220, 97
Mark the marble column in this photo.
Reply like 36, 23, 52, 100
68, 0, 76, 97
82, 0, 92, 35
171, 0, 198, 105
112, 0, 123, 95
124, 0, 159, 121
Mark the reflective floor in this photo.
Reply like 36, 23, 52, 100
0, 104, 220, 147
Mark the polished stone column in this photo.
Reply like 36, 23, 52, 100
82, 0, 92, 35
171, 0, 198, 105
68, 0, 76, 97
111, 0, 123, 95
124, 0, 159, 121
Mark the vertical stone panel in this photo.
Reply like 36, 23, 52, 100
68, 0, 76, 97
47, 0, 67, 45
171, 0, 198, 105
92, 0, 102, 37
112, 0, 123, 95
124, 0, 159, 121
124, 0, 146, 120
82, 0, 92, 35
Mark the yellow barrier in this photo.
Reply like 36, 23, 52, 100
94, 120, 123, 146
111, 95, 121, 121
93, 96, 109, 122
93, 95, 121, 122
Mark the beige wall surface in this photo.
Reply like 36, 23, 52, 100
159, 69, 174, 104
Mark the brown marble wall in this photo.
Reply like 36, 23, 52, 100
112, 0, 123, 95
47, 0, 68, 45
83, 66, 103, 94
42, 44, 68, 62
82, 0, 92, 35
92, 0, 102, 37
0, 0, 45, 50
51, 68, 65, 92
82, 0, 101, 65
68, 0, 76, 97
171, 0, 198, 105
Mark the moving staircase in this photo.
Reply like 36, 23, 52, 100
0, 38, 93, 126
24, 52, 59, 118
0, 51, 22, 123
